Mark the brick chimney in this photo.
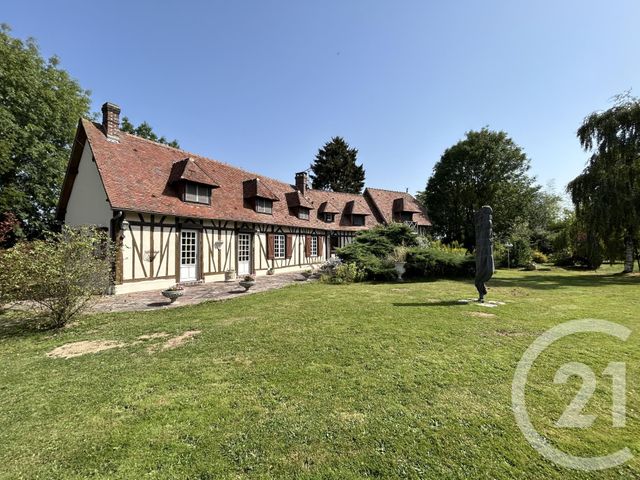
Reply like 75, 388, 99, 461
101, 102, 121, 141
295, 171, 308, 194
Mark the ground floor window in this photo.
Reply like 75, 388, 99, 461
310, 235, 318, 256
274, 234, 286, 259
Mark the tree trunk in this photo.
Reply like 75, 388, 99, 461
623, 236, 634, 273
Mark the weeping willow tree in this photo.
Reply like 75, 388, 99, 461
568, 94, 640, 272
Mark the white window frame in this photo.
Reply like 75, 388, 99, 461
310, 235, 318, 256
324, 213, 335, 223
184, 183, 210, 204
256, 197, 273, 214
274, 234, 286, 259
298, 208, 310, 220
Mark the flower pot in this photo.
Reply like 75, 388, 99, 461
238, 280, 256, 291
162, 289, 184, 303
224, 270, 235, 282
394, 262, 406, 281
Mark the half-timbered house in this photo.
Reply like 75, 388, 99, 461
56, 103, 431, 293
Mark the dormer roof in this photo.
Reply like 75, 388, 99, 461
242, 178, 279, 201
169, 157, 219, 187
285, 191, 314, 209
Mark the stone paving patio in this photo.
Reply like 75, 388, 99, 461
90, 272, 314, 313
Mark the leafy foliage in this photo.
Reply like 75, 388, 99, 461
421, 128, 539, 249
531, 250, 549, 264
120, 116, 180, 148
404, 247, 475, 279
0, 211, 19, 246
0, 226, 114, 328
310, 136, 365, 193
336, 223, 418, 280
0, 25, 91, 239
567, 93, 640, 272
320, 262, 365, 284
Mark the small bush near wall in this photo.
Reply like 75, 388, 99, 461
404, 247, 475, 279
320, 262, 366, 284
0, 226, 114, 329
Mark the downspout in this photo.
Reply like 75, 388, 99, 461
110, 210, 126, 293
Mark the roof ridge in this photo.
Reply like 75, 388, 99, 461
307, 188, 366, 197
366, 186, 416, 195
87, 119, 299, 191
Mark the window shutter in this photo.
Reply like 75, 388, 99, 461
267, 233, 275, 260
285, 234, 293, 259
318, 236, 324, 257
305, 235, 311, 257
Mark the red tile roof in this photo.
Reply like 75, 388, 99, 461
169, 158, 219, 187
72, 120, 397, 231
365, 188, 432, 226
318, 200, 340, 214
242, 178, 280, 201
285, 191, 314, 209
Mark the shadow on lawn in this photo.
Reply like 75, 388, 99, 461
490, 272, 640, 290
393, 300, 465, 307
0, 310, 47, 340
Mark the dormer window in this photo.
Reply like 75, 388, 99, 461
298, 208, 310, 220
169, 157, 219, 206
351, 214, 365, 226
324, 213, 335, 223
256, 197, 273, 214
398, 212, 413, 222
184, 183, 211, 204
243, 178, 279, 214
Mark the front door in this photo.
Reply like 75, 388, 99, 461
180, 230, 198, 282
237, 233, 251, 276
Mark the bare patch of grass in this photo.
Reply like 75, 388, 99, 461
46, 340, 125, 359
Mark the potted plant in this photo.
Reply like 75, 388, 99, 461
389, 245, 408, 281
238, 274, 256, 291
266, 267, 275, 276
161, 284, 184, 303
224, 268, 235, 282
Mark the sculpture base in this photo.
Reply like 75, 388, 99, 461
457, 298, 506, 308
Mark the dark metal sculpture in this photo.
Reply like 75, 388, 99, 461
474, 206, 494, 302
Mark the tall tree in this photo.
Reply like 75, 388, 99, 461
310, 136, 365, 193
120, 116, 180, 148
0, 24, 91, 239
422, 128, 538, 249
568, 94, 640, 272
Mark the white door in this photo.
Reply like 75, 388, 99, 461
238, 233, 251, 276
180, 230, 198, 282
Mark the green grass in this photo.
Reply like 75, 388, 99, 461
1, 266, 639, 479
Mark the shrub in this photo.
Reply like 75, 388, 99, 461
336, 223, 417, 281
531, 250, 549, 264
0, 226, 115, 329
404, 247, 475, 279
510, 239, 532, 268
428, 239, 468, 256
551, 250, 576, 267
321, 262, 366, 284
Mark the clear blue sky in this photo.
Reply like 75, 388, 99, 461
5, 1, 640, 197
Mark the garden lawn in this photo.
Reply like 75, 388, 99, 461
1, 266, 639, 479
